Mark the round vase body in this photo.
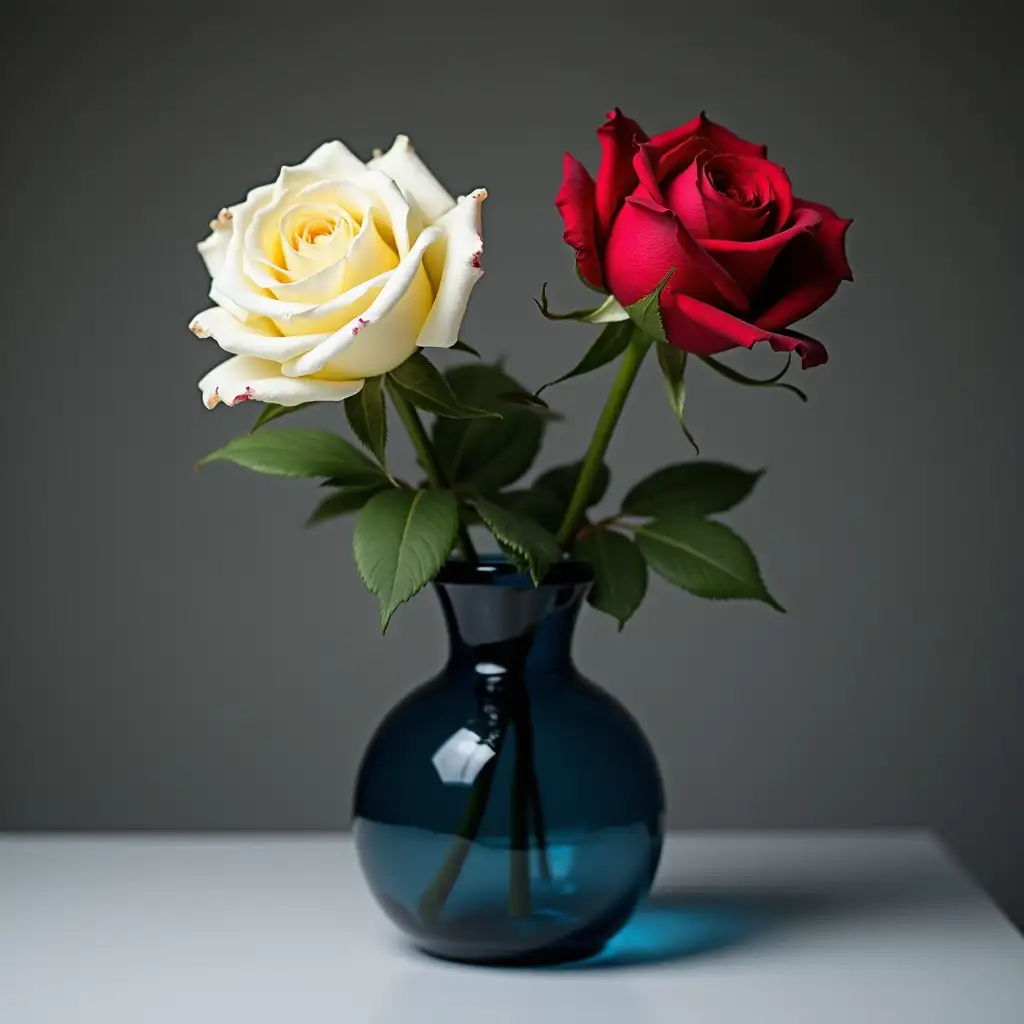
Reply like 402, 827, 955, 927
353, 560, 665, 966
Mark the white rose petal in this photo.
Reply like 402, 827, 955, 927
282, 226, 442, 379
260, 208, 396, 307
189, 307, 330, 362
352, 168, 417, 258
273, 140, 367, 198
279, 204, 354, 278
279, 192, 359, 277
244, 178, 374, 292
198, 354, 364, 409
211, 184, 315, 323
338, 211, 399, 289
208, 283, 256, 325
370, 135, 456, 224
263, 251, 349, 305
417, 189, 486, 350
271, 272, 387, 336
197, 208, 233, 278
243, 200, 292, 292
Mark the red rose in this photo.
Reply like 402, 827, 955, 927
556, 110, 852, 367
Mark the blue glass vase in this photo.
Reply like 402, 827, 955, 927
353, 559, 665, 966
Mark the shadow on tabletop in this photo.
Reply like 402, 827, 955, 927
396, 869, 964, 973
556, 873, 967, 971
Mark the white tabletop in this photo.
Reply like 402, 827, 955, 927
1, 832, 1022, 1023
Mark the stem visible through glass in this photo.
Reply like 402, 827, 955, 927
385, 378, 478, 564
555, 332, 651, 547
417, 724, 508, 924
508, 692, 532, 917
412, 331, 651, 924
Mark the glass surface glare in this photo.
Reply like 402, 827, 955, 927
353, 560, 665, 966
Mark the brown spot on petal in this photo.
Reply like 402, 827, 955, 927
189, 318, 210, 338
208, 208, 233, 231
205, 387, 220, 409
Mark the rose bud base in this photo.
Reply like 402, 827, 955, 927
353, 559, 665, 966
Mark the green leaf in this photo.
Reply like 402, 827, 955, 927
655, 343, 699, 454
470, 497, 562, 585
250, 402, 316, 433
623, 270, 674, 342
433, 364, 549, 492
493, 488, 565, 535
535, 460, 611, 509
581, 295, 629, 323
623, 462, 763, 519
451, 340, 481, 357
344, 376, 388, 470
439, 364, 559, 424
353, 488, 459, 631
633, 517, 783, 610
700, 352, 807, 402
199, 429, 388, 483
388, 353, 500, 419
307, 484, 390, 526
573, 526, 648, 629
498, 390, 552, 410
536, 320, 634, 396
535, 283, 626, 324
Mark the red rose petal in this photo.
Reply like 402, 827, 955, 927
755, 200, 853, 331
665, 160, 711, 239
695, 154, 773, 241
702, 204, 823, 296
772, 328, 829, 368
648, 111, 768, 165
632, 142, 666, 205
664, 294, 830, 368
747, 157, 794, 232
606, 193, 749, 312
595, 108, 648, 240
664, 294, 763, 356
555, 152, 605, 291
655, 135, 714, 181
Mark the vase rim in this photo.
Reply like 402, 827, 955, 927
435, 557, 594, 588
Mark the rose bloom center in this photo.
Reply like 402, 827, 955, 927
279, 202, 357, 266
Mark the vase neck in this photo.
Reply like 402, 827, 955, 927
433, 572, 589, 681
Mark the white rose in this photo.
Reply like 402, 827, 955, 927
189, 136, 486, 408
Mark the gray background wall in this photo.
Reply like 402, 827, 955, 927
2, 1, 1021, 925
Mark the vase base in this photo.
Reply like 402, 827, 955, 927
416, 939, 606, 968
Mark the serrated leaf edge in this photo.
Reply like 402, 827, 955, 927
470, 497, 558, 586
632, 520, 784, 612
354, 490, 459, 632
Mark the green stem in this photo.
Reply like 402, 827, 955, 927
521, 694, 551, 883
417, 639, 551, 924
509, 694, 531, 917
417, 725, 507, 924
555, 334, 651, 547
385, 378, 478, 564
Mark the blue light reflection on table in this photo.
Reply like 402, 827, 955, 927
556, 896, 765, 970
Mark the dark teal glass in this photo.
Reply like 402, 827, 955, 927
353, 559, 665, 966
